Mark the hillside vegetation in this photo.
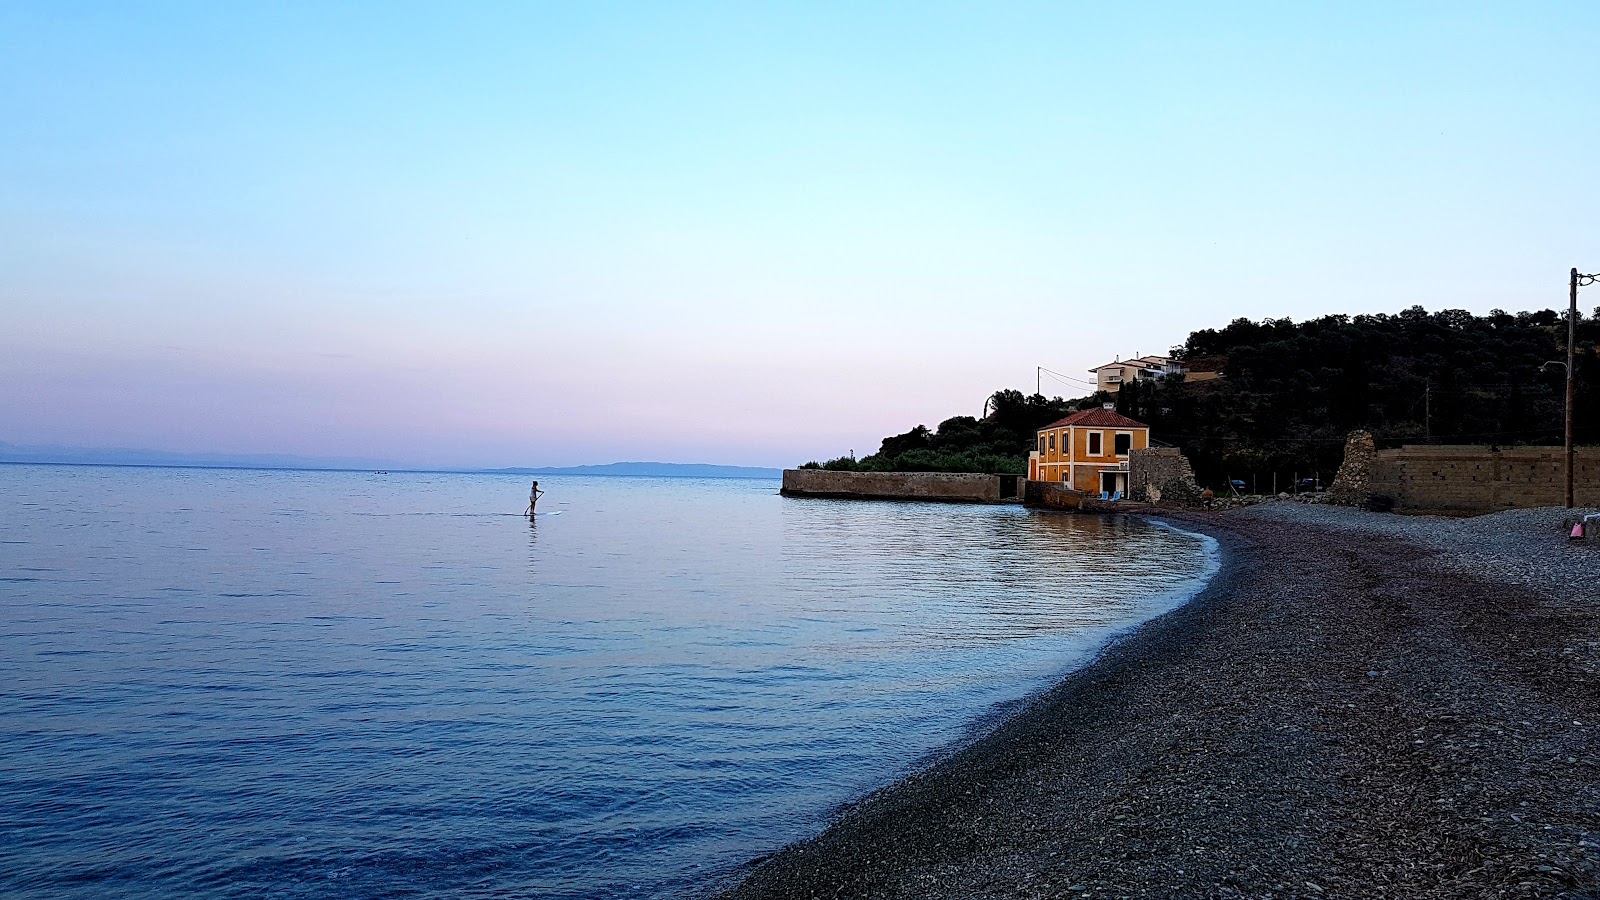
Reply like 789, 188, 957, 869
803, 305, 1599, 487
800, 391, 1105, 475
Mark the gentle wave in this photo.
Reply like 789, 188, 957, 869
0, 465, 1214, 898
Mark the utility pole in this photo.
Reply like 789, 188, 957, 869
1565, 268, 1598, 508
1570, 269, 1580, 509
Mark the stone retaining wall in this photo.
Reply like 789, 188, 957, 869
1367, 445, 1599, 514
780, 470, 1004, 503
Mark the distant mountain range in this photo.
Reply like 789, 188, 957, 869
0, 441, 392, 471
0, 443, 780, 479
483, 462, 780, 479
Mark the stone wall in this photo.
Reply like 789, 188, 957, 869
780, 469, 1003, 503
1023, 480, 1086, 510
1326, 431, 1377, 506
1127, 447, 1202, 506
1366, 445, 1600, 514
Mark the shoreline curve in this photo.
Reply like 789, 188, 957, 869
715, 504, 1600, 898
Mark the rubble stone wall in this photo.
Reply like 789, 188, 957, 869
1023, 480, 1086, 510
1326, 431, 1377, 506
1128, 447, 1202, 506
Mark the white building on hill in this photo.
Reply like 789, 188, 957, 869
1089, 355, 1218, 394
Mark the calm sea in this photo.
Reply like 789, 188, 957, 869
0, 465, 1216, 898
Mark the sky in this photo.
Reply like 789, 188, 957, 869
3, 1, 1597, 468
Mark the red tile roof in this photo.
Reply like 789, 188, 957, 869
1039, 408, 1149, 430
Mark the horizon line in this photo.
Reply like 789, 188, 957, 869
0, 459, 785, 479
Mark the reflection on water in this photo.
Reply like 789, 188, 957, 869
0, 466, 1215, 900
781, 500, 1204, 647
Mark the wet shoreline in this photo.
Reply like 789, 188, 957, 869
718, 505, 1600, 898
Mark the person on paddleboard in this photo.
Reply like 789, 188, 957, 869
528, 481, 545, 516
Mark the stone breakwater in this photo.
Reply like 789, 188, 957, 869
780, 469, 1016, 503
719, 503, 1600, 899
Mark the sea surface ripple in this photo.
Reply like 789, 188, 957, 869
0, 465, 1216, 898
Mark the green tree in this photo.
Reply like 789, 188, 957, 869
802, 305, 1594, 486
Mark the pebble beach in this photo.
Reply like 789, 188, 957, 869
719, 503, 1600, 899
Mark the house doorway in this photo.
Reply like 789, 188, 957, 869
1100, 471, 1126, 497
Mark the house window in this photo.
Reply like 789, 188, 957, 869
1038, 435, 1045, 454
1114, 432, 1132, 456
1087, 431, 1102, 456
1048, 433, 1055, 452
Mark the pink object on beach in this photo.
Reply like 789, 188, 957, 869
1573, 523, 1586, 540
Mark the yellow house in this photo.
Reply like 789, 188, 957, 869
1028, 405, 1150, 495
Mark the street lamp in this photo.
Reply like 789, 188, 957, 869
1565, 268, 1598, 509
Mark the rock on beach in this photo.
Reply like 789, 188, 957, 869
718, 503, 1600, 899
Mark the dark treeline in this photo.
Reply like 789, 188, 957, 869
803, 305, 1599, 487
799, 391, 1105, 475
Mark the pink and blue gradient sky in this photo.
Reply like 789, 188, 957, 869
3, 2, 1597, 468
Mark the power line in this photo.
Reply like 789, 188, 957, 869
1037, 366, 1096, 390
